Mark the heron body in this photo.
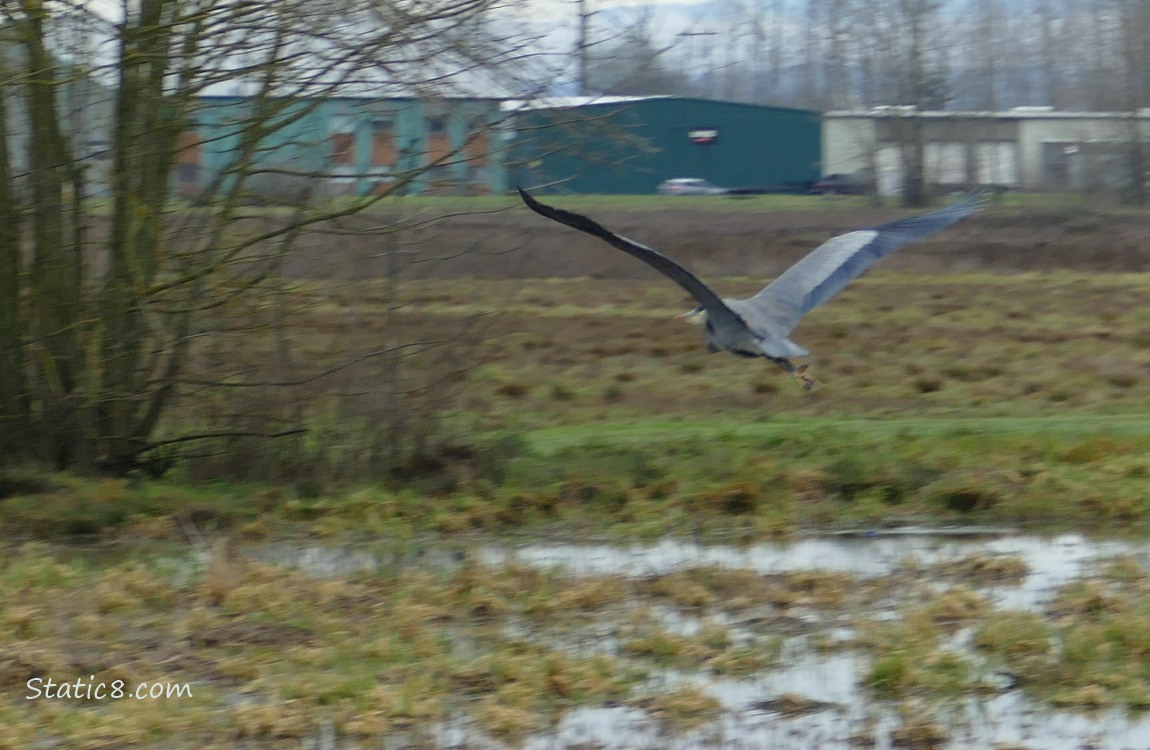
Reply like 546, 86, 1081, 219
518, 188, 986, 390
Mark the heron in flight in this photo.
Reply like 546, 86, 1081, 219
518, 188, 986, 391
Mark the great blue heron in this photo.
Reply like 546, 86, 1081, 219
518, 188, 986, 391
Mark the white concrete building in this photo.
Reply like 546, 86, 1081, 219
823, 107, 1150, 195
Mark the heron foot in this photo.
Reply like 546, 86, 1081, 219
792, 364, 819, 392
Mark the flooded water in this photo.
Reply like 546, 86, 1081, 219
254, 530, 1150, 750
494, 532, 1150, 750
478, 531, 1137, 612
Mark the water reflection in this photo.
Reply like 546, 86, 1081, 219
251, 531, 1150, 750
497, 532, 1150, 750
477, 532, 1138, 611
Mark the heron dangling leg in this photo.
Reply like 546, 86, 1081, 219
793, 363, 818, 392
774, 358, 819, 392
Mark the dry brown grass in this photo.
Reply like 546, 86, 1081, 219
404, 271, 1150, 431
169, 203, 1150, 449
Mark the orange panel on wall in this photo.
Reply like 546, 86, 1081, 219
331, 132, 354, 166
372, 130, 395, 166
176, 130, 201, 165
427, 132, 450, 162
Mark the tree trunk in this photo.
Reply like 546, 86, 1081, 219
21, 4, 86, 468
0, 51, 26, 457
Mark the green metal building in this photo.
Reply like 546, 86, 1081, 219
511, 96, 821, 194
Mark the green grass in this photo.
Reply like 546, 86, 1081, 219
6, 411, 1150, 540
206, 192, 881, 216
16, 268, 1150, 535
517, 414, 1150, 454
167, 190, 1061, 220
149, 193, 861, 222
507, 193, 874, 211
13, 262, 1150, 536
12, 206, 1150, 748
210, 189, 1150, 215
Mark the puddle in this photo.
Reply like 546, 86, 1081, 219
512, 654, 1150, 750
514, 691, 1150, 750
253, 540, 467, 576
500, 532, 1150, 750
253, 530, 1137, 606
476, 531, 1118, 577
247, 531, 1150, 750
477, 532, 1138, 611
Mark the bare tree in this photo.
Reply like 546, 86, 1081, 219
582, 0, 1150, 114
575, 0, 593, 95
1035, 0, 1084, 109
0, 0, 537, 475
568, 0, 654, 96
751, 0, 788, 105
0, 25, 22, 460
587, 40, 687, 96
1113, 0, 1150, 205
843, 0, 946, 205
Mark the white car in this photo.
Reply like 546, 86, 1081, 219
657, 178, 728, 196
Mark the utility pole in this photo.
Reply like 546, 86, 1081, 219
577, 0, 590, 96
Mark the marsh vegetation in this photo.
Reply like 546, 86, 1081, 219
7, 533, 1150, 748
9, 199, 1150, 747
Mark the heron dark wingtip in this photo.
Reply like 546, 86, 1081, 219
515, 184, 743, 325
517, 185, 542, 212
518, 186, 581, 228
516, 186, 624, 247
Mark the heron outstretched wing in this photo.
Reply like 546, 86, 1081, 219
518, 188, 746, 330
752, 195, 987, 334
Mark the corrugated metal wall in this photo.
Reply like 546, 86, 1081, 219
514, 98, 821, 194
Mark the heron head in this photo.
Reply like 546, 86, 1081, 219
675, 306, 706, 325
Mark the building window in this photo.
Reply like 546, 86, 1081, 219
329, 115, 356, 166
427, 115, 447, 134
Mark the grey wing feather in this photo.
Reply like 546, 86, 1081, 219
518, 187, 747, 330
752, 196, 987, 334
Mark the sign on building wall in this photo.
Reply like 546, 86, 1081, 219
688, 127, 719, 145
